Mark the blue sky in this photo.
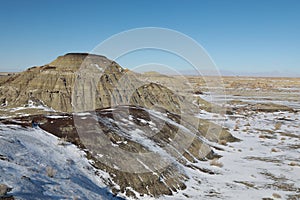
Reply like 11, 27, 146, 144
0, 0, 299, 76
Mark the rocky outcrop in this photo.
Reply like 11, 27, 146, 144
4, 105, 223, 198
0, 53, 189, 114
0, 184, 12, 197
0, 53, 111, 112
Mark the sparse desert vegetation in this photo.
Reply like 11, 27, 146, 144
46, 166, 57, 178
209, 158, 223, 168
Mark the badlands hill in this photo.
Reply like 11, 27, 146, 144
0, 53, 189, 114
0, 53, 238, 199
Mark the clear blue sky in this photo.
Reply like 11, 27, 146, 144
0, 0, 299, 76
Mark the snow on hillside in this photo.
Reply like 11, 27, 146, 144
1, 92, 299, 200
0, 125, 124, 200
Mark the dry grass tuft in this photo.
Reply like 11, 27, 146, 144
218, 140, 227, 146
210, 158, 223, 168
234, 120, 240, 131
272, 193, 282, 198
245, 122, 251, 126
58, 136, 69, 146
274, 122, 282, 130
289, 162, 299, 167
271, 148, 279, 153
46, 166, 57, 178
259, 135, 266, 139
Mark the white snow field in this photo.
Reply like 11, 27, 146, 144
0, 125, 124, 200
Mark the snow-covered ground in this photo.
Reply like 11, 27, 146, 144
0, 90, 299, 199
167, 93, 300, 200
0, 125, 124, 200
162, 110, 300, 200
